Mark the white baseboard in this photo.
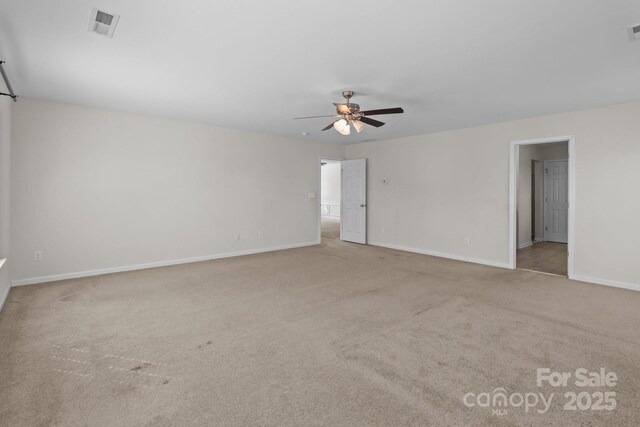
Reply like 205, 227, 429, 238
11, 241, 320, 287
518, 241, 533, 249
368, 241, 511, 269
0, 284, 10, 314
368, 241, 640, 293
10, 239, 638, 296
572, 275, 640, 293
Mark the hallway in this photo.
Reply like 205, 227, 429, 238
517, 241, 568, 276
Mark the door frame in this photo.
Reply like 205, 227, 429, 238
509, 136, 575, 278
317, 156, 344, 244
531, 159, 542, 242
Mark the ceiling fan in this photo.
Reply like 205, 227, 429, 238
293, 90, 404, 136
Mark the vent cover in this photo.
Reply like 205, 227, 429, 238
628, 24, 640, 41
89, 7, 120, 38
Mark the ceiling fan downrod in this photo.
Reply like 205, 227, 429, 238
342, 90, 354, 108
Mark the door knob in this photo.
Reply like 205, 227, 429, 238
360, 204, 366, 207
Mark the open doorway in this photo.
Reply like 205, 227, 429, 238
510, 137, 574, 277
320, 159, 341, 240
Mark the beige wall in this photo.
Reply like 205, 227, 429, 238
346, 102, 640, 287
8, 97, 640, 290
10, 99, 343, 284
0, 78, 11, 306
517, 143, 568, 247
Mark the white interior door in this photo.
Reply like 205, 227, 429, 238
544, 160, 568, 243
341, 159, 367, 244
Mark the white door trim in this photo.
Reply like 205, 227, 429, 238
318, 156, 344, 243
509, 136, 575, 278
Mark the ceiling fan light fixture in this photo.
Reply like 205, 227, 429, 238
333, 119, 350, 135
293, 90, 404, 136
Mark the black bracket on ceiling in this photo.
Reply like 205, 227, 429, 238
0, 61, 18, 102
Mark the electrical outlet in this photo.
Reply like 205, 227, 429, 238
33, 250, 43, 261
381, 227, 385, 234
464, 238, 471, 247
235, 233, 241, 241
258, 231, 262, 239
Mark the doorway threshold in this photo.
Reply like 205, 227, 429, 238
517, 268, 566, 278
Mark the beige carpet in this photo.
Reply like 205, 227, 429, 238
1, 238, 639, 426
321, 217, 340, 239
517, 241, 568, 276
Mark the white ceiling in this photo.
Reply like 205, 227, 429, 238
2, 0, 640, 144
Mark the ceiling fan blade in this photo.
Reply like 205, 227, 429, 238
333, 103, 351, 114
359, 116, 385, 128
321, 120, 338, 131
293, 114, 338, 120
360, 107, 404, 116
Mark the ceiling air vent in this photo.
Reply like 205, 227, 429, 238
628, 24, 640, 41
89, 8, 120, 38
